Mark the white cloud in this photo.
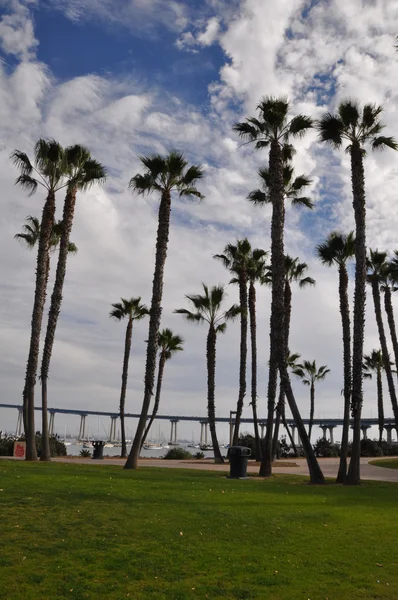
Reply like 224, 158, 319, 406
1, 0, 398, 444
0, 0, 38, 59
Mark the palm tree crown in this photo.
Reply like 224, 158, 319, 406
65, 145, 106, 192
363, 350, 393, 378
317, 101, 398, 152
295, 360, 330, 385
234, 97, 313, 148
158, 328, 184, 360
248, 160, 313, 209
316, 231, 356, 266
129, 151, 204, 198
110, 297, 149, 322
367, 249, 389, 285
285, 256, 315, 287
11, 139, 69, 196
15, 216, 78, 254
175, 284, 240, 331
214, 238, 252, 281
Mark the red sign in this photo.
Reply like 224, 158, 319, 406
14, 442, 26, 458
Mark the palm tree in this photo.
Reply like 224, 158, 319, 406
125, 151, 204, 469
141, 329, 184, 447
318, 101, 398, 485
235, 100, 324, 484
366, 250, 398, 429
294, 360, 330, 441
363, 350, 394, 442
110, 297, 149, 458
39, 146, 106, 461
272, 256, 315, 454
214, 238, 252, 445
15, 216, 78, 255
383, 252, 398, 383
11, 139, 68, 461
247, 248, 268, 460
316, 231, 355, 483
175, 284, 240, 463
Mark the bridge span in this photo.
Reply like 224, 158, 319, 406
1, 403, 397, 444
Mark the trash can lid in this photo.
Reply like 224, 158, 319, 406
227, 446, 251, 456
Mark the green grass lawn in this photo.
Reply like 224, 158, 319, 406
1, 462, 398, 600
369, 458, 398, 469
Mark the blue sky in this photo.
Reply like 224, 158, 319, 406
1, 0, 398, 441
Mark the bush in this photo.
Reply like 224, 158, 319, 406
377, 441, 398, 456
0, 434, 67, 457
79, 449, 91, 458
237, 434, 256, 459
313, 437, 339, 458
163, 447, 192, 460
194, 451, 205, 459
360, 439, 383, 457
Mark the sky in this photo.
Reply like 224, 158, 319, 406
1, 0, 398, 442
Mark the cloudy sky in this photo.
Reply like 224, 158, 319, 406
1, 0, 398, 442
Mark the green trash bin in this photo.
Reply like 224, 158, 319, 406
92, 441, 105, 459
227, 446, 251, 478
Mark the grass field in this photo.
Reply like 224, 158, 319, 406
1, 461, 398, 600
369, 458, 398, 469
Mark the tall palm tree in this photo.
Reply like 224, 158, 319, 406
247, 248, 268, 460
175, 284, 240, 463
316, 231, 355, 483
366, 250, 398, 428
110, 297, 149, 458
141, 329, 184, 447
125, 151, 204, 469
294, 360, 330, 441
318, 101, 398, 485
11, 139, 68, 461
272, 256, 315, 454
363, 350, 394, 442
39, 146, 106, 461
236, 101, 324, 484
383, 252, 398, 383
214, 238, 252, 445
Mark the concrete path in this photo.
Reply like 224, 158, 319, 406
3, 455, 398, 482
46, 456, 398, 482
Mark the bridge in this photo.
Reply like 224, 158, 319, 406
1, 403, 397, 444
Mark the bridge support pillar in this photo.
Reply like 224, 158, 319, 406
328, 425, 336, 444
320, 425, 328, 439
259, 422, 266, 439
48, 412, 55, 437
199, 420, 208, 445
16, 408, 23, 437
78, 414, 87, 441
109, 416, 117, 442
360, 424, 371, 440
169, 419, 179, 444
384, 424, 395, 444
290, 424, 296, 445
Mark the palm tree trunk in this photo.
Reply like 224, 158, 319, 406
141, 351, 166, 448
281, 404, 298, 456
272, 280, 291, 458
125, 191, 171, 469
336, 263, 351, 483
384, 287, 398, 384
24, 191, 56, 461
281, 367, 325, 483
346, 142, 367, 486
260, 138, 285, 477
233, 274, 248, 444
118, 318, 133, 458
40, 190, 77, 462
376, 367, 384, 443
309, 382, 315, 441
249, 282, 262, 460
371, 280, 398, 426
207, 324, 223, 463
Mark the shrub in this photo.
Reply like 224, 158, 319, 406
237, 434, 256, 459
360, 439, 383, 457
163, 447, 192, 460
194, 451, 205, 459
377, 441, 398, 456
313, 437, 339, 458
0, 434, 67, 457
79, 449, 91, 458
0, 436, 14, 456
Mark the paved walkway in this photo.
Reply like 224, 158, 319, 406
3, 455, 398, 481
45, 456, 398, 482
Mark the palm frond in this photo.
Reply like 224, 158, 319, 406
247, 189, 269, 205
371, 136, 398, 151
15, 174, 38, 196
224, 304, 241, 321
338, 100, 360, 128
288, 114, 313, 137
10, 150, 33, 175
291, 196, 314, 209
174, 308, 203, 323
317, 113, 344, 147
233, 121, 260, 141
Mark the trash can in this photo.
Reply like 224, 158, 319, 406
92, 440, 105, 459
227, 446, 251, 479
